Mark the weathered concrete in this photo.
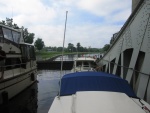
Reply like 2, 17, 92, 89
98, 0, 150, 103
132, 0, 141, 12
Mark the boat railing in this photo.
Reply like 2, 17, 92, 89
99, 59, 150, 90
100, 59, 150, 76
0, 62, 35, 80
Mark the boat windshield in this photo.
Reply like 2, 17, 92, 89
2, 27, 21, 44
76, 61, 82, 67
83, 62, 89, 67
2, 27, 14, 42
12, 31, 20, 43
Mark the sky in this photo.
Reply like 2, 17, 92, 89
0, 0, 132, 48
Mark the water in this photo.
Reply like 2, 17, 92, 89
37, 70, 70, 113
0, 70, 71, 113
54, 53, 101, 61
54, 54, 77, 61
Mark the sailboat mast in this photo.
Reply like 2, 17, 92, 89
58, 11, 68, 98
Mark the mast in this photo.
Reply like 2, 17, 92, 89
58, 11, 68, 98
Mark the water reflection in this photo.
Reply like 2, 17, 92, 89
0, 70, 71, 113
54, 54, 76, 61
37, 70, 70, 113
54, 53, 101, 61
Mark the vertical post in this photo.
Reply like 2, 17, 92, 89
132, 69, 135, 90
58, 11, 68, 98
109, 56, 110, 74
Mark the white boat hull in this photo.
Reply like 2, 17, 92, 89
49, 91, 150, 113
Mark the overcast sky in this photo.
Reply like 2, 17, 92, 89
0, 0, 132, 48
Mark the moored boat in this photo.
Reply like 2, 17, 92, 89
0, 18, 37, 104
48, 71, 150, 113
71, 57, 96, 72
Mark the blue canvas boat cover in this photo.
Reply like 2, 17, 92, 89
60, 71, 136, 98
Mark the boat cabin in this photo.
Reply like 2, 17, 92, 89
72, 57, 96, 72
0, 19, 37, 104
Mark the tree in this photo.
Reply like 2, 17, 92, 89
102, 44, 110, 52
76, 42, 81, 52
99, 48, 103, 53
25, 33, 35, 44
68, 43, 74, 52
22, 28, 35, 44
34, 38, 45, 51
57, 47, 63, 52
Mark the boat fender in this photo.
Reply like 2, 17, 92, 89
2, 91, 9, 104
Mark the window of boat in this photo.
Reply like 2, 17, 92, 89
5, 58, 21, 70
2, 27, 13, 42
83, 62, 89, 67
27, 45, 30, 59
0, 27, 4, 42
21, 45, 27, 58
30, 46, 36, 60
77, 62, 82, 66
12, 31, 20, 43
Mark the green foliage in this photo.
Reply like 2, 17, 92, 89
68, 43, 74, 52
99, 48, 103, 52
22, 27, 35, 44
57, 47, 63, 52
102, 44, 110, 52
76, 42, 81, 52
34, 38, 45, 51
39, 42, 101, 54
24, 33, 35, 44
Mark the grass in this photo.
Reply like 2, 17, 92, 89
36, 51, 61, 58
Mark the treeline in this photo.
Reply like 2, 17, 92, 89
33, 38, 111, 53
44, 42, 101, 52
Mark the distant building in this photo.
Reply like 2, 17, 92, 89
47, 48, 55, 52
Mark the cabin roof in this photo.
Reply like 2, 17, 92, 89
60, 71, 136, 98
75, 57, 95, 61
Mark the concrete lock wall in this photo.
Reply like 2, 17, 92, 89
98, 0, 150, 103
132, 0, 141, 12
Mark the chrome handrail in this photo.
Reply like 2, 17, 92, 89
0, 62, 36, 79
100, 59, 150, 76
0, 63, 26, 68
